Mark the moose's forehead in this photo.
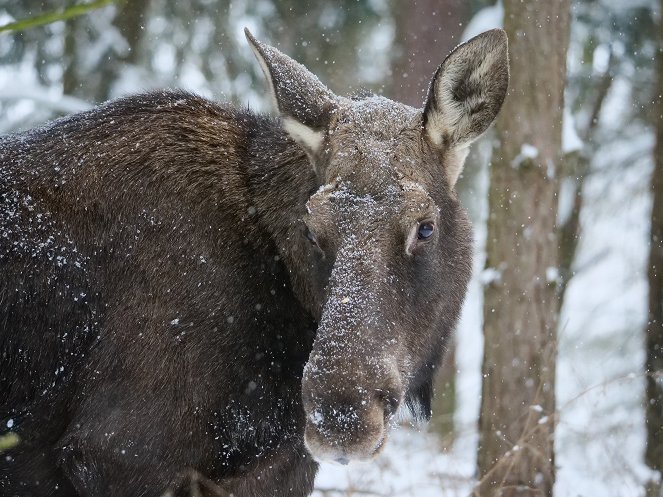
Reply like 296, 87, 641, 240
335, 95, 418, 136
306, 183, 392, 231
307, 178, 437, 227
325, 96, 424, 190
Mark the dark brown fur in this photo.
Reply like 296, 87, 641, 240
0, 30, 508, 496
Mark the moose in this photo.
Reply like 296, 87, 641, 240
0, 29, 508, 496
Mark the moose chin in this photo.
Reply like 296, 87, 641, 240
0, 28, 508, 497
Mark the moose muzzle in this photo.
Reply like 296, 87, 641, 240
301, 352, 403, 464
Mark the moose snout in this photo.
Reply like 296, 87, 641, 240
301, 360, 403, 464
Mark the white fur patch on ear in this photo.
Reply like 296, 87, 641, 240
425, 95, 455, 147
425, 59, 471, 147
282, 117, 324, 153
425, 61, 478, 147
446, 146, 470, 187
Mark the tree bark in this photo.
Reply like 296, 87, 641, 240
62, 17, 80, 96
94, 0, 150, 102
474, 1, 571, 496
645, 0, 663, 482
391, 0, 466, 107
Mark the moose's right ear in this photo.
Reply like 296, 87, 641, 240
423, 29, 509, 150
245, 29, 338, 159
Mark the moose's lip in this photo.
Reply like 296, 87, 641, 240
303, 426, 388, 464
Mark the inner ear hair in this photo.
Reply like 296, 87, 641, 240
423, 29, 509, 150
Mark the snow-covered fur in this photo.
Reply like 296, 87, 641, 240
0, 29, 508, 497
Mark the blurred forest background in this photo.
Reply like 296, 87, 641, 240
0, 0, 661, 496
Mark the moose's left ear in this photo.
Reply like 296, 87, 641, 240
245, 28, 338, 161
423, 29, 509, 151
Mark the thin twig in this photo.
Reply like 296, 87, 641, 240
0, 0, 119, 34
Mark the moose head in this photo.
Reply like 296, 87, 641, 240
246, 28, 509, 464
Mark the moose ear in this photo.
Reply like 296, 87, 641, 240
423, 29, 509, 183
245, 28, 337, 157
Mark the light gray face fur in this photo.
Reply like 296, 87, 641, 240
246, 28, 509, 464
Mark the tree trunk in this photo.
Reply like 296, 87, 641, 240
94, 0, 150, 101
474, 1, 571, 496
645, 0, 663, 485
391, 0, 466, 107
62, 17, 80, 96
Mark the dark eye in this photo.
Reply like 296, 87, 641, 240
417, 222, 435, 240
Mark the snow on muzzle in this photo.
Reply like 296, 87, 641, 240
301, 242, 403, 464
302, 354, 402, 464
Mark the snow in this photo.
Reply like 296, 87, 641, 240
357, 21, 394, 84
558, 177, 577, 227
563, 107, 584, 154
479, 266, 502, 285
461, 1, 504, 42
554, 122, 655, 497
511, 143, 540, 168
315, 429, 476, 496
0, 86, 91, 115
592, 43, 612, 75
0, 57, 91, 132
545, 266, 560, 284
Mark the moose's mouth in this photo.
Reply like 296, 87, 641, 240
303, 413, 389, 464
300, 374, 402, 464
300, 339, 405, 463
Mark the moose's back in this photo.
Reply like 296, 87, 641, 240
0, 91, 318, 496
0, 91, 240, 412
